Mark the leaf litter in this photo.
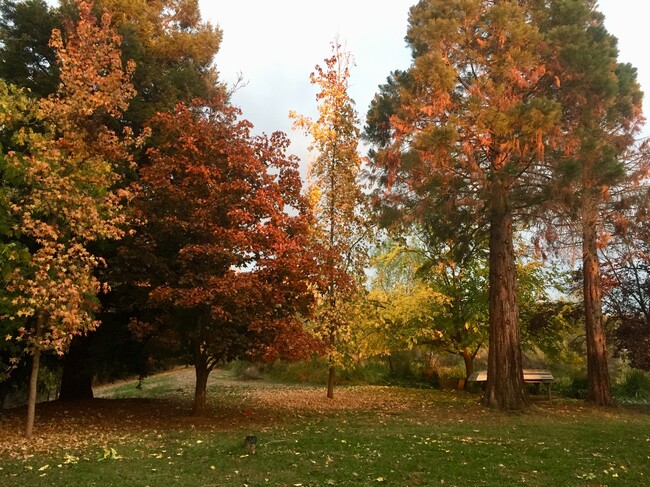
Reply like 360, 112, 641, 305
0, 366, 639, 461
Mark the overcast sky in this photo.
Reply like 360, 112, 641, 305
197, 0, 650, 175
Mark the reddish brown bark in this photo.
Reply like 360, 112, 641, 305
582, 201, 613, 406
484, 180, 529, 410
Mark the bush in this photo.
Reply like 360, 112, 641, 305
265, 357, 329, 384
227, 352, 468, 389
614, 369, 650, 403
554, 374, 588, 399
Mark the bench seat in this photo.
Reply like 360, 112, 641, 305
467, 369, 555, 399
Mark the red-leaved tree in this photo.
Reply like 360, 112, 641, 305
126, 97, 320, 415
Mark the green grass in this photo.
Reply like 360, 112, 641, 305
2, 371, 650, 486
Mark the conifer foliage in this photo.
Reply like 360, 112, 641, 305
366, 0, 564, 410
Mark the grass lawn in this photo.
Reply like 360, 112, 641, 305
1, 368, 649, 486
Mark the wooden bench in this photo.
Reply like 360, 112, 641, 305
467, 369, 555, 400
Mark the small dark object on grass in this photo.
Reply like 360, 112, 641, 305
244, 435, 257, 454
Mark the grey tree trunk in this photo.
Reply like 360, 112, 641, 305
26, 313, 45, 438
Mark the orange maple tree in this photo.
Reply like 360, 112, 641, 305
126, 96, 320, 415
2, 0, 137, 437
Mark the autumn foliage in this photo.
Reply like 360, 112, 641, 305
126, 96, 320, 414
1, 0, 137, 436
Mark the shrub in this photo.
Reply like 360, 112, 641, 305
614, 369, 650, 403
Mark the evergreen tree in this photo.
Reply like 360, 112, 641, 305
365, 0, 564, 410
537, 0, 645, 406
0, 0, 61, 98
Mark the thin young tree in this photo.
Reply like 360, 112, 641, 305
3, 0, 136, 437
291, 41, 369, 399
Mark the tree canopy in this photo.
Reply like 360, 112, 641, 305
125, 96, 320, 414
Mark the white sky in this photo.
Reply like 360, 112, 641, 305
198, 0, 650, 176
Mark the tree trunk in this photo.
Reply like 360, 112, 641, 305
192, 364, 210, 416
59, 335, 94, 401
327, 363, 335, 399
582, 200, 613, 406
26, 313, 45, 438
461, 350, 474, 379
192, 341, 211, 416
484, 179, 528, 410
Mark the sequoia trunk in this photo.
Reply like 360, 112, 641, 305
484, 180, 528, 410
582, 200, 613, 406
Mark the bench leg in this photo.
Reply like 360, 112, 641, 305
547, 383, 551, 401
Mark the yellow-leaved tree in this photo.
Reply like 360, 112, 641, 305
290, 41, 370, 399
2, 0, 137, 437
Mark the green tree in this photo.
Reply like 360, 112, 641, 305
538, 0, 645, 406
366, 236, 569, 380
92, 0, 222, 128
365, 238, 484, 378
0, 0, 222, 128
291, 41, 369, 399
2, 0, 136, 436
0, 0, 61, 98
365, 0, 562, 410
0, 81, 37, 384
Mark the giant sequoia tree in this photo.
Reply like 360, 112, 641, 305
365, 0, 563, 410
128, 97, 319, 415
537, 0, 645, 406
